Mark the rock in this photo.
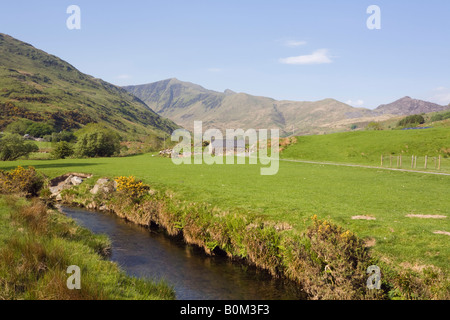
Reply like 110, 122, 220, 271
55, 194, 62, 201
86, 202, 97, 210
70, 176, 83, 186
90, 178, 111, 195
49, 172, 92, 198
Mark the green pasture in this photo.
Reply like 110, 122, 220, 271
282, 127, 450, 172
1, 154, 449, 272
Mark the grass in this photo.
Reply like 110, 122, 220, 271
1, 154, 449, 276
281, 127, 450, 171
0, 195, 175, 300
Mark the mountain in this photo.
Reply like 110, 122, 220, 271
125, 80, 450, 135
124, 79, 392, 135
374, 96, 448, 116
0, 33, 178, 138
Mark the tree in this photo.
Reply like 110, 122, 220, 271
5, 119, 33, 135
397, 114, 425, 127
51, 141, 75, 159
75, 128, 121, 158
45, 130, 76, 143
0, 134, 39, 161
25, 122, 54, 138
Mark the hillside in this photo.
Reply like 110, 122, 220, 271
281, 126, 450, 167
124, 79, 393, 136
0, 33, 178, 139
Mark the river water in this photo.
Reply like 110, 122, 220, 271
60, 206, 305, 300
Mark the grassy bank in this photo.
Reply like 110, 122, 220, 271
0, 195, 175, 300
54, 172, 448, 300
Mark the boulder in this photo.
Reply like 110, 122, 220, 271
49, 172, 92, 199
70, 176, 83, 186
90, 178, 112, 195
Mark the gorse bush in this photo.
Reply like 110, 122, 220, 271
0, 166, 44, 197
283, 215, 378, 299
114, 176, 150, 199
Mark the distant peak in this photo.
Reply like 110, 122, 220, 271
224, 89, 236, 95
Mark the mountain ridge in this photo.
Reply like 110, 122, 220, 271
125, 79, 448, 135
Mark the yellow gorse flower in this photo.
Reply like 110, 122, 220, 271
114, 176, 149, 199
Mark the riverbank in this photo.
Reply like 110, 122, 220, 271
54, 173, 449, 300
0, 194, 175, 300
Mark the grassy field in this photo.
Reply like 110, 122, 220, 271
282, 127, 450, 172
1, 154, 449, 274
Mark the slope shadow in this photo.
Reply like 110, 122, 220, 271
0, 163, 102, 171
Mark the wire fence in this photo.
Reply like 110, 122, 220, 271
380, 155, 450, 172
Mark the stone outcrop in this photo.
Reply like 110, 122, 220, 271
90, 178, 116, 195
49, 173, 92, 198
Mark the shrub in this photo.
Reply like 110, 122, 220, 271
0, 166, 44, 197
114, 176, 149, 199
431, 114, 444, 122
431, 111, 450, 122
366, 122, 383, 131
51, 141, 74, 159
284, 215, 378, 299
397, 114, 425, 127
45, 131, 76, 143
0, 133, 39, 161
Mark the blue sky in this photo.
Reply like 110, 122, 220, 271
1, 0, 450, 109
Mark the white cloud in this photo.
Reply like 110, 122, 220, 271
346, 99, 365, 107
279, 49, 332, 65
284, 40, 307, 47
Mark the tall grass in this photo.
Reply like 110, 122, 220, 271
0, 195, 175, 300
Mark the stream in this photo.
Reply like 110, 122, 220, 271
60, 206, 305, 300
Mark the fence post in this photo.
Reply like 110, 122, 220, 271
438, 155, 441, 170
425, 155, 428, 169
381, 155, 383, 167
411, 155, 414, 169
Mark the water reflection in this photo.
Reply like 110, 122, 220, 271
61, 206, 305, 300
